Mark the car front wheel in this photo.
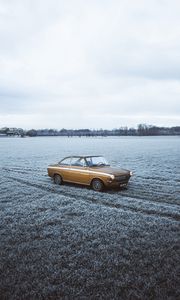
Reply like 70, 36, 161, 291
54, 174, 63, 185
92, 179, 104, 192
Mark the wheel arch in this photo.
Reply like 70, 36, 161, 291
53, 172, 63, 180
90, 177, 105, 187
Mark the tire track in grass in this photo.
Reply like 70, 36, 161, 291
122, 181, 180, 205
120, 188, 180, 206
2, 167, 43, 175
3, 165, 179, 206
4, 167, 180, 204
3, 165, 179, 212
7, 176, 180, 222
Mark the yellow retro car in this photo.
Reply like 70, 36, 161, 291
47, 155, 132, 192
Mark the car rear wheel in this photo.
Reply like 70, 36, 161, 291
54, 174, 63, 185
92, 179, 104, 192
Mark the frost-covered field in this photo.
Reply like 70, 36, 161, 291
0, 136, 180, 299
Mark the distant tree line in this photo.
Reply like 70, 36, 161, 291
0, 124, 180, 137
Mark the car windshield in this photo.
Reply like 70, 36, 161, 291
86, 156, 109, 167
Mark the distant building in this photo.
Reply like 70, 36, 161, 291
6, 128, 24, 136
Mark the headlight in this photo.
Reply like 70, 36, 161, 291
130, 171, 133, 176
110, 174, 115, 180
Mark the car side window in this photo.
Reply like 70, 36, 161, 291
86, 157, 93, 166
79, 158, 87, 167
59, 157, 71, 165
71, 157, 87, 167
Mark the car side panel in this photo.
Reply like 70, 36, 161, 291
88, 170, 109, 186
68, 166, 90, 185
48, 166, 72, 182
59, 166, 72, 181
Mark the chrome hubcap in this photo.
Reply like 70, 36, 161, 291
55, 175, 61, 184
93, 180, 101, 190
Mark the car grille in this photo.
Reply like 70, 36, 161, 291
114, 175, 129, 182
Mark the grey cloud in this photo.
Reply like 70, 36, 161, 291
0, 0, 180, 128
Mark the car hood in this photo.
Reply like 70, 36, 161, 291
89, 166, 130, 176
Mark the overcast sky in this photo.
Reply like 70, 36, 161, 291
0, 0, 180, 129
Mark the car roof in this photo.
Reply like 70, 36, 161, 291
61, 155, 103, 160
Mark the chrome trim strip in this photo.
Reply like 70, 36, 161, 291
50, 166, 111, 177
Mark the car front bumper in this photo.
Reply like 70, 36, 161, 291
105, 180, 129, 188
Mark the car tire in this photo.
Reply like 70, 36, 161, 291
54, 174, 63, 185
92, 179, 104, 192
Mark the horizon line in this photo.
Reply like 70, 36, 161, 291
1, 123, 180, 131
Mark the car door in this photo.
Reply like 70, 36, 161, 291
69, 157, 90, 185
